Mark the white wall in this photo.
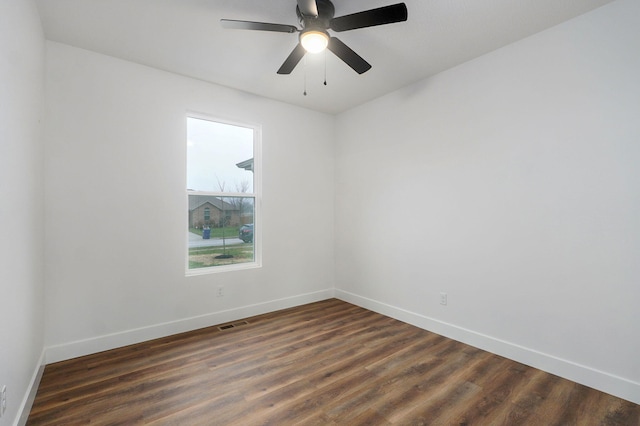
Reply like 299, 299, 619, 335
43, 42, 335, 361
0, 0, 46, 424
335, 0, 640, 404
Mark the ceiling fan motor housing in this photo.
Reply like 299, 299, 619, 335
297, 0, 335, 31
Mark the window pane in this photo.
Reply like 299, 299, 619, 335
187, 117, 254, 193
188, 195, 255, 269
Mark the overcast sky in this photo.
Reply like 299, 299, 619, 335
187, 117, 254, 193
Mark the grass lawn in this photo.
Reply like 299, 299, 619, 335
189, 243, 254, 268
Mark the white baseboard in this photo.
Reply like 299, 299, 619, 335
14, 349, 46, 426
45, 289, 334, 364
335, 289, 640, 405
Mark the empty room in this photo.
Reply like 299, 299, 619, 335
1, 0, 639, 424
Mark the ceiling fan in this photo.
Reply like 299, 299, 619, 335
221, 0, 408, 75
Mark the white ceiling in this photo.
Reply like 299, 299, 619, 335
36, 0, 614, 114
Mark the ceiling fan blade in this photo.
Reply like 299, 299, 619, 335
330, 3, 408, 32
277, 43, 306, 74
327, 37, 371, 74
220, 19, 297, 33
297, 0, 318, 18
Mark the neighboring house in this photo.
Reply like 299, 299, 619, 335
188, 195, 240, 228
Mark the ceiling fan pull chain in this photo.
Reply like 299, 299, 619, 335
303, 55, 308, 96
324, 50, 327, 86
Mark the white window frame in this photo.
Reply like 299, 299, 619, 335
185, 112, 262, 276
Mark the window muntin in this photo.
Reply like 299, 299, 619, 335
186, 115, 260, 274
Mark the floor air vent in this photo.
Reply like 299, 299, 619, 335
218, 320, 249, 331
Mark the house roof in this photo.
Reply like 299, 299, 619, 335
236, 158, 254, 172
188, 195, 238, 212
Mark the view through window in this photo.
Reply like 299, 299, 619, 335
187, 116, 259, 273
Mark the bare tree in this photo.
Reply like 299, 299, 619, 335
215, 175, 226, 193
215, 175, 232, 258
229, 180, 250, 215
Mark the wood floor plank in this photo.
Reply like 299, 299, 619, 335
447, 357, 531, 424
27, 299, 640, 425
377, 349, 487, 423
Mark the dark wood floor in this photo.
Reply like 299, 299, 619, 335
28, 299, 639, 425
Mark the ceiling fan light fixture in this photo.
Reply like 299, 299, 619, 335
300, 30, 329, 53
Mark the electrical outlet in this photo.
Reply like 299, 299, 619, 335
440, 292, 447, 306
217, 286, 224, 297
1, 385, 6, 418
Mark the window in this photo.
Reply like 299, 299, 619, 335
186, 115, 260, 274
